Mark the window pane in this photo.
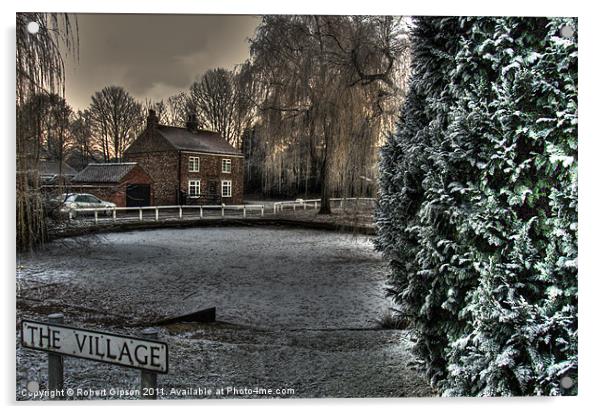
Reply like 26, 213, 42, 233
189, 156, 199, 172
189, 180, 200, 196
221, 180, 232, 197
222, 159, 231, 173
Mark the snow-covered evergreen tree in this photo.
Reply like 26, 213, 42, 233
375, 17, 577, 396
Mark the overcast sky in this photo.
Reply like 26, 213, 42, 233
63, 14, 260, 110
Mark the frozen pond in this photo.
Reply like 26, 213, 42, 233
18, 227, 390, 329
17, 226, 433, 399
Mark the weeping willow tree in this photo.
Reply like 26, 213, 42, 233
248, 16, 411, 213
16, 13, 77, 251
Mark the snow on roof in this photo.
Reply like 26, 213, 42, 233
39, 159, 77, 176
155, 125, 242, 156
72, 163, 138, 183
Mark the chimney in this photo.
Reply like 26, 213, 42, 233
186, 113, 199, 133
147, 109, 159, 129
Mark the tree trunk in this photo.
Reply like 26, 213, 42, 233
318, 176, 331, 214
318, 132, 331, 215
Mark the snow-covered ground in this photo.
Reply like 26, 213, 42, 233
17, 226, 433, 399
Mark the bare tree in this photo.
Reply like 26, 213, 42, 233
89, 86, 143, 161
143, 94, 191, 128
20, 93, 73, 163
165, 92, 193, 127
16, 13, 77, 250
68, 109, 98, 170
190, 67, 255, 148
248, 16, 411, 213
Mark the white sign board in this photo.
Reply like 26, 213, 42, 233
21, 320, 168, 374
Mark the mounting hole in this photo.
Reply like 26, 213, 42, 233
560, 376, 574, 389
560, 25, 574, 39
26, 21, 40, 34
26, 380, 40, 393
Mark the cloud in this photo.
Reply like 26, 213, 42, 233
64, 14, 260, 109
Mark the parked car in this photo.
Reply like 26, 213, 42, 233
59, 193, 116, 217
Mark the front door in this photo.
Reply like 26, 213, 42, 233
126, 184, 151, 207
208, 180, 219, 204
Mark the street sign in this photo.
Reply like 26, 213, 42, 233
21, 320, 168, 374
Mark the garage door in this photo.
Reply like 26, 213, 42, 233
126, 184, 151, 207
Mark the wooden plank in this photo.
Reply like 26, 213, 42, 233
155, 307, 216, 325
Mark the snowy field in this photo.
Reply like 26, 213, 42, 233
17, 226, 433, 399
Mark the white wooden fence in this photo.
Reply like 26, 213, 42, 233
272, 197, 376, 213
69, 204, 265, 224
67, 197, 376, 225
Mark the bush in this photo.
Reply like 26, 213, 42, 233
375, 17, 577, 396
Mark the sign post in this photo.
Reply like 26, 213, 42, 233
21, 315, 168, 400
141, 328, 158, 399
47, 313, 64, 399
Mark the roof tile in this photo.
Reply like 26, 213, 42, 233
72, 163, 138, 183
155, 125, 241, 155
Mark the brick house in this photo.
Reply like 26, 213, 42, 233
71, 162, 154, 207
124, 110, 244, 205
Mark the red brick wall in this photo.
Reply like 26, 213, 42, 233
180, 152, 244, 205
125, 127, 179, 205
118, 165, 154, 207
125, 151, 179, 205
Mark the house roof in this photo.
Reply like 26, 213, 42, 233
155, 125, 242, 156
39, 160, 77, 176
72, 163, 139, 183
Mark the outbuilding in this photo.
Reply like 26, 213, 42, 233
39, 159, 78, 184
71, 162, 154, 207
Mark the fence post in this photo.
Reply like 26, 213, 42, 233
155, 208, 159, 222
139, 208, 143, 222
48, 313, 64, 399
261, 206, 264, 217
140, 328, 159, 400
314, 201, 318, 209
69, 210, 73, 221
200, 206, 203, 218
112, 209, 116, 222
94, 210, 98, 224
179, 207, 182, 220
221, 206, 224, 217
293, 204, 296, 212
243, 206, 246, 218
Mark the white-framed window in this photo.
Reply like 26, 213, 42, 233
221, 180, 232, 198
188, 180, 201, 197
222, 158, 232, 173
189, 156, 200, 172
